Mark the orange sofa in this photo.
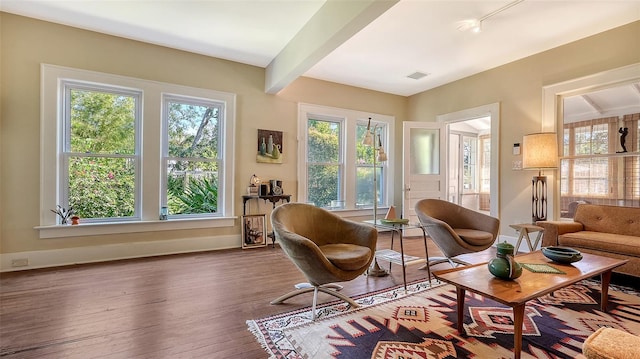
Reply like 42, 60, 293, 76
537, 204, 640, 277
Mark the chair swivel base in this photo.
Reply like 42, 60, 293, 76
271, 283, 359, 320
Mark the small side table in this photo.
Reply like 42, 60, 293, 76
509, 223, 544, 252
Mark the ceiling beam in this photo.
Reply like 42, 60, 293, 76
264, 0, 398, 94
581, 94, 604, 115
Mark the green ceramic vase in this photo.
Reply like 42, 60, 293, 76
488, 242, 523, 280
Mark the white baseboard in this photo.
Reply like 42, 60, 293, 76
1, 234, 241, 272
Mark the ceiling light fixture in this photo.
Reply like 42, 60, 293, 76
457, 0, 524, 33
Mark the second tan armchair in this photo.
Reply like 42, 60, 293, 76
415, 198, 499, 267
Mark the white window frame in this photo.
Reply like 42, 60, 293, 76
38, 64, 235, 238
297, 103, 395, 217
61, 81, 143, 222
161, 94, 226, 219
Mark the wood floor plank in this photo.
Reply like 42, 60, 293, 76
1, 233, 634, 358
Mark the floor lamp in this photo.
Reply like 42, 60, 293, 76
363, 118, 388, 277
522, 133, 558, 223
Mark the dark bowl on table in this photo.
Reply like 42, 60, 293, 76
541, 246, 583, 264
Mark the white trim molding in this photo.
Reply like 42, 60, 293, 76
1, 234, 241, 272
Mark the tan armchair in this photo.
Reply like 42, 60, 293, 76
270, 203, 377, 320
415, 199, 499, 267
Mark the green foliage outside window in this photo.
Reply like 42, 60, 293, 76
165, 101, 220, 215
68, 89, 136, 219
307, 119, 340, 207
66, 89, 222, 220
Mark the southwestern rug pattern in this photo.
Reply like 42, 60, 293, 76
247, 280, 640, 359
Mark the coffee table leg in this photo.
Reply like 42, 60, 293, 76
600, 270, 612, 312
513, 304, 525, 359
456, 287, 465, 334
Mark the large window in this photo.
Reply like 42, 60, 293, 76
64, 84, 141, 221
305, 117, 342, 208
41, 65, 235, 237
560, 113, 639, 215
298, 104, 394, 213
163, 96, 223, 217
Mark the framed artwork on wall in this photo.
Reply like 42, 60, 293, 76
257, 129, 283, 164
242, 214, 267, 249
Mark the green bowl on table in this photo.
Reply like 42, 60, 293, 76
541, 246, 583, 264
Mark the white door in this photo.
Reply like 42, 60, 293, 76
402, 121, 446, 234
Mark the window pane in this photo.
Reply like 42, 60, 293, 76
356, 122, 386, 208
480, 137, 491, 193
166, 160, 218, 215
307, 119, 340, 163
410, 128, 439, 175
355, 167, 384, 208
572, 158, 609, 196
462, 136, 477, 192
307, 164, 339, 208
69, 88, 135, 154
167, 102, 219, 159
68, 156, 135, 218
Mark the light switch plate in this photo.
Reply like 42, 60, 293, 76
512, 160, 522, 170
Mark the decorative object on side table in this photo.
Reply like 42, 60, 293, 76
51, 205, 74, 225
542, 246, 583, 263
488, 242, 523, 280
269, 179, 283, 195
247, 174, 260, 195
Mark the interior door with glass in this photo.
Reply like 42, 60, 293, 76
402, 121, 446, 234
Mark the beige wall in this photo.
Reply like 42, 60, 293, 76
408, 20, 639, 232
0, 13, 407, 259
1, 12, 638, 267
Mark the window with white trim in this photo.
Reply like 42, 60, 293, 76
298, 103, 394, 212
560, 114, 639, 216
63, 83, 141, 221
40, 64, 236, 236
162, 95, 224, 217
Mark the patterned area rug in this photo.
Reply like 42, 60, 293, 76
247, 280, 640, 358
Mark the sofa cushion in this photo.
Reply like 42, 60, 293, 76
558, 231, 640, 257
574, 204, 640, 236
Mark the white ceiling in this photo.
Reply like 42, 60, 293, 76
563, 82, 640, 123
2, 0, 639, 97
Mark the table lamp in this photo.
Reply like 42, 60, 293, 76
522, 132, 558, 222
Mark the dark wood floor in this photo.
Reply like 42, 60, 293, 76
0, 234, 635, 358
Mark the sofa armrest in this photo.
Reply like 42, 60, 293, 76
536, 221, 584, 247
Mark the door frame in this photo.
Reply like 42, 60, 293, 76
436, 102, 500, 218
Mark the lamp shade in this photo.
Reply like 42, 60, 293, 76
522, 133, 558, 169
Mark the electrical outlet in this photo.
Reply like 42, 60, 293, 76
512, 160, 522, 170
11, 258, 29, 267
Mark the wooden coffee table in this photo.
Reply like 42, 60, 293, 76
433, 251, 628, 359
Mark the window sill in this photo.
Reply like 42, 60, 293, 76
35, 217, 237, 239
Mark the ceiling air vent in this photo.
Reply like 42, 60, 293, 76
407, 71, 429, 80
